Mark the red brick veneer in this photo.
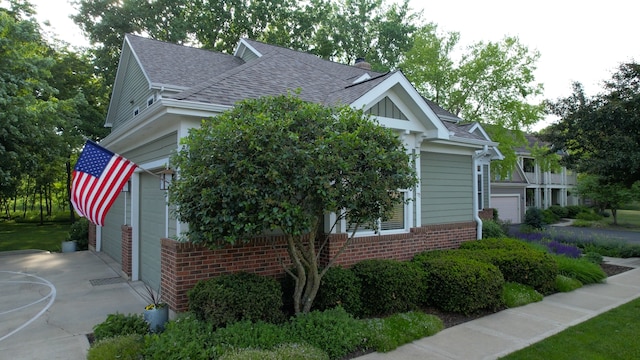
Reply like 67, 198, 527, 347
160, 222, 477, 312
121, 225, 133, 277
479, 208, 495, 221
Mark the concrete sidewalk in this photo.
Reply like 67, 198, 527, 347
0, 250, 147, 360
358, 257, 640, 360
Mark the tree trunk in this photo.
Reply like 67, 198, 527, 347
66, 160, 75, 223
39, 188, 44, 225
611, 208, 618, 225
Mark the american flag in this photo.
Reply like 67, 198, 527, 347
71, 141, 137, 226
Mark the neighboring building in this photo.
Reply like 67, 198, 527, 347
491, 133, 579, 224
92, 34, 501, 311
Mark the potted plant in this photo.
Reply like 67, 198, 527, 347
141, 283, 168, 332
62, 218, 89, 252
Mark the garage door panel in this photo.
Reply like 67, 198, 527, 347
492, 196, 520, 224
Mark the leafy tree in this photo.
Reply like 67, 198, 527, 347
400, 24, 544, 176
72, 0, 419, 84
170, 94, 417, 314
575, 174, 639, 225
543, 63, 640, 187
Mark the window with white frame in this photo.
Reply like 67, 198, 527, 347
345, 190, 409, 235
147, 95, 155, 107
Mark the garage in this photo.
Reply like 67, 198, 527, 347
491, 195, 521, 224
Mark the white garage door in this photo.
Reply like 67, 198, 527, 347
491, 195, 521, 224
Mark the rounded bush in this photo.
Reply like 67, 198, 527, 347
486, 249, 559, 294
220, 343, 329, 360
548, 205, 569, 218
524, 207, 545, 229
542, 209, 560, 224
460, 238, 531, 251
351, 259, 426, 317
67, 217, 90, 250
420, 256, 504, 314
92, 313, 149, 342
482, 220, 506, 239
87, 334, 145, 360
577, 211, 603, 221
313, 266, 362, 316
565, 205, 584, 218
188, 272, 285, 328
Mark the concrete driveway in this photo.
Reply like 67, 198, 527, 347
0, 250, 147, 359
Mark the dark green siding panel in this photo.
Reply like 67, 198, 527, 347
102, 193, 124, 264
421, 152, 473, 225
483, 164, 490, 208
123, 132, 177, 165
113, 60, 151, 129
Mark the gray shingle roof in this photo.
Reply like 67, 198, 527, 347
425, 98, 489, 141
169, 39, 387, 106
126, 34, 244, 89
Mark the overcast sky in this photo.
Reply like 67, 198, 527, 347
28, 0, 640, 130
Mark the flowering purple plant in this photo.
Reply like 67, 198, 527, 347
546, 240, 582, 258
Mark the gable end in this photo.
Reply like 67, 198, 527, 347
366, 96, 408, 120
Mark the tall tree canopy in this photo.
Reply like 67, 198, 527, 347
72, 0, 419, 85
170, 94, 417, 313
400, 24, 545, 175
542, 63, 640, 187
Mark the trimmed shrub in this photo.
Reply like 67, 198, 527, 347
584, 252, 603, 265
285, 307, 367, 360
92, 313, 149, 342
576, 211, 602, 221
572, 219, 593, 227
524, 207, 545, 229
219, 343, 329, 360
419, 256, 504, 314
212, 320, 290, 355
542, 209, 560, 224
351, 259, 426, 317
554, 255, 607, 284
565, 205, 584, 218
502, 282, 542, 308
555, 275, 583, 292
67, 217, 90, 250
364, 311, 443, 352
188, 272, 285, 329
548, 205, 569, 218
485, 249, 559, 294
87, 334, 145, 360
313, 266, 361, 316
460, 237, 531, 251
144, 314, 215, 359
482, 220, 507, 239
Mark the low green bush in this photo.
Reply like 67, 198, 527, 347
482, 249, 558, 294
92, 313, 149, 342
188, 272, 285, 329
482, 220, 507, 238
364, 311, 443, 352
313, 266, 361, 316
565, 205, 585, 218
502, 282, 542, 308
460, 237, 531, 251
351, 259, 426, 317
542, 209, 560, 224
572, 219, 593, 227
219, 343, 329, 360
524, 207, 545, 229
144, 314, 215, 359
285, 307, 367, 360
554, 256, 606, 284
212, 320, 290, 355
576, 211, 603, 221
67, 217, 90, 250
555, 274, 583, 292
579, 241, 640, 258
548, 205, 569, 218
87, 334, 145, 360
419, 256, 504, 314
583, 252, 603, 264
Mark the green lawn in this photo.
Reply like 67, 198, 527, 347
0, 221, 71, 252
501, 297, 640, 360
605, 209, 640, 229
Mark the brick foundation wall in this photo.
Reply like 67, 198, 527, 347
121, 225, 133, 277
161, 222, 478, 312
88, 222, 96, 250
479, 208, 495, 221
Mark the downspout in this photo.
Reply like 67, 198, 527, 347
473, 145, 490, 240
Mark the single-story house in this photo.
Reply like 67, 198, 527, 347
91, 34, 502, 311
491, 133, 580, 224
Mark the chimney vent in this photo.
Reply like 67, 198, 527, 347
354, 57, 371, 70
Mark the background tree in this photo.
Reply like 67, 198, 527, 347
170, 94, 417, 314
575, 174, 639, 225
543, 63, 640, 187
400, 24, 545, 176
72, 0, 419, 84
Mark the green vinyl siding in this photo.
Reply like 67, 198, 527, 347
123, 132, 177, 165
483, 164, 490, 209
112, 60, 150, 129
421, 152, 473, 224
139, 172, 165, 291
